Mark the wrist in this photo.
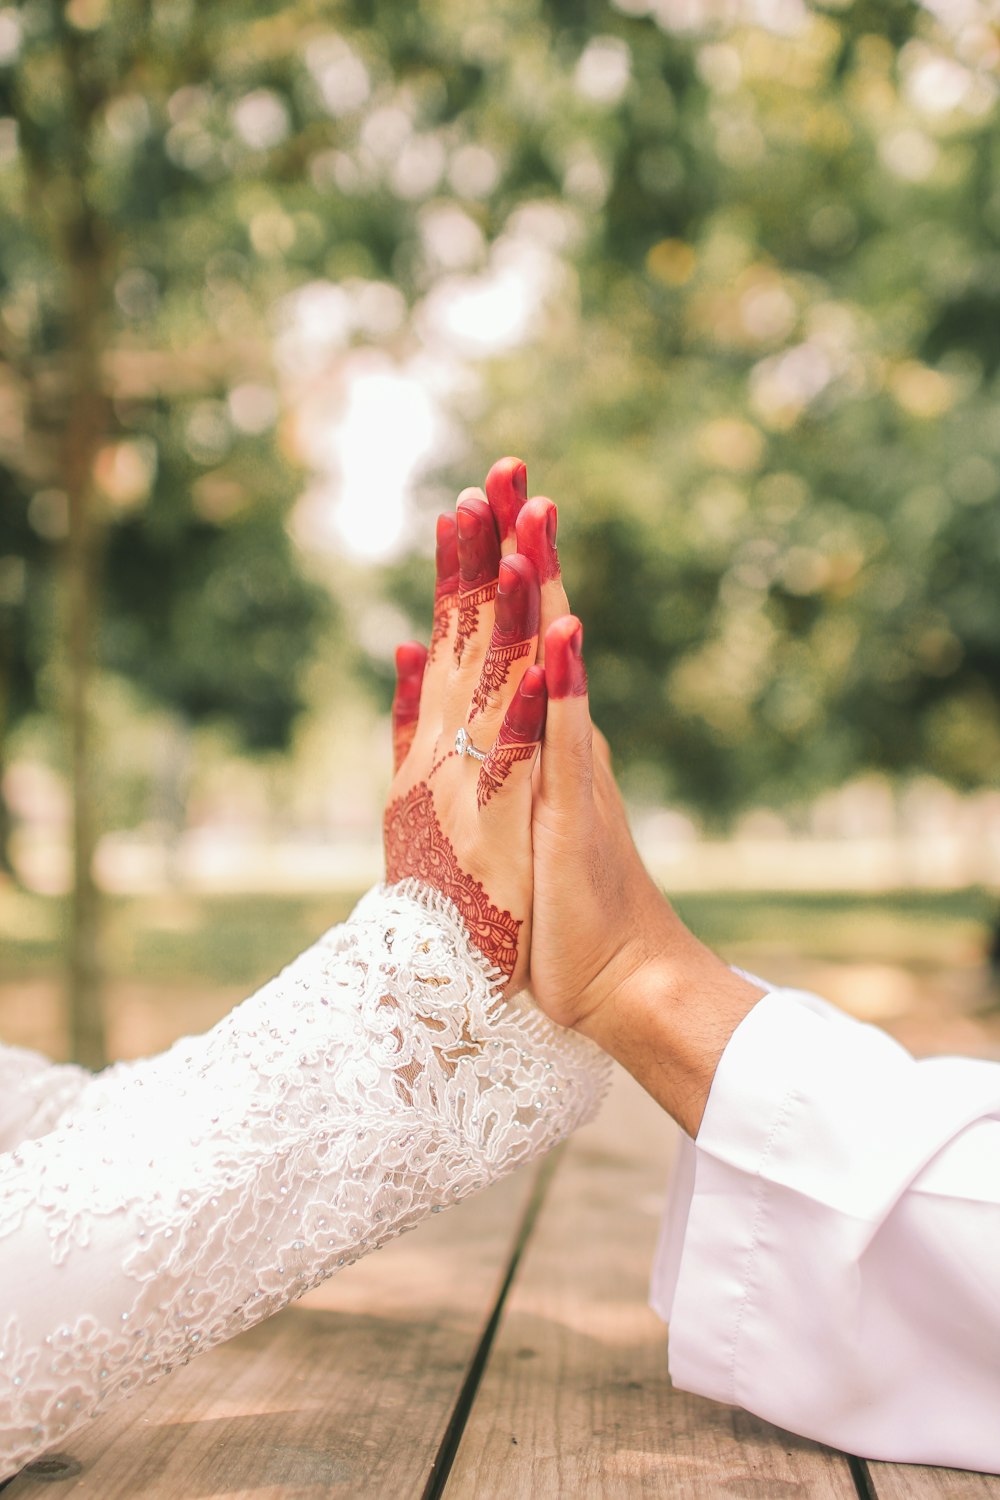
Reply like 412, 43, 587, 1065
575, 921, 765, 1137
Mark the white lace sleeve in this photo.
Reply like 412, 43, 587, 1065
0, 1047, 92, 1155
0, 882, 610, 1480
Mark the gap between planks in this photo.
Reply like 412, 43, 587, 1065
865, 1459, 1000, 1499
442, 1066, 861, 1500
6, 1165, 542, 1500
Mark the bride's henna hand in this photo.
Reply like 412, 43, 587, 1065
383, 782, 523, 978
384, 461, 545, 992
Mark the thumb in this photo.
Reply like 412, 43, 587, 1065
540, 616, 593, 817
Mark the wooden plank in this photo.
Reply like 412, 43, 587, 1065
7, 1165, 537, 1500
445, 1067, 860, 1499
866, 1461, 1000, 1499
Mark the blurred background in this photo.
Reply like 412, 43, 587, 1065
1, 0, 999, 1070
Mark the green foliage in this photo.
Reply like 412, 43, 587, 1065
457, 2, 1000, 815
0, 0, 337, 774
3, 0, 999, 837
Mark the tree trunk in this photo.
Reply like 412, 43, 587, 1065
0, 758, 13, 880
0, 647, 15, 878
64, 416, 106, 1068
57, 22, 113, 1070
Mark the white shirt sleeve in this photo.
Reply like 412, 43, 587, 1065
651, 987, 1000, 1473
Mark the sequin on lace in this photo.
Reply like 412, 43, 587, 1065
0, 883, 609, 1478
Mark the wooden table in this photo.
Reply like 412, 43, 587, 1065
7, 1070, 999, 1499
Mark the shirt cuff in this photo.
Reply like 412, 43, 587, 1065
651, 988, 1000, 1414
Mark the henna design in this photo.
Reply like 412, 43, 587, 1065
454, 580, 497, 665
455, 495, 500, 665
428, 742, 455, 780
477, 662, 546, 808
468, 637, 533, 721
477, 739, 536, 809
429, 590, 458, 661
384, 781, 521, 977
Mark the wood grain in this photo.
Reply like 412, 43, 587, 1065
5, 1166, 538, 1500
445, 1066, 860, 1499
866, 1461, 1000, 1499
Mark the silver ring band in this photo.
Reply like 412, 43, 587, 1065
454, 727, 488, 763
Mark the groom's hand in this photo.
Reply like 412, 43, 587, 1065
529, 616, 765, 1136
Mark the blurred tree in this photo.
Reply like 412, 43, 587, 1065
0, 464, 50, 872
3, 0, 634, 1062
0, 3, 333, 1063
436, 0, 1000, 820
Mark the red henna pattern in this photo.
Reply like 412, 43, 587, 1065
384, 781, 521, 977
477, 713, 541, 809
454, 580, 498, 665
429, 589, 458, 661
477, 741, 536, 809
428, 742, 455, 779
468, 637, 533, 721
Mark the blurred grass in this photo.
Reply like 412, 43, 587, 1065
1, 884, 995, 989
0, 887, 361, 988
673, 887, 997, 969
2, 881, 998, 1067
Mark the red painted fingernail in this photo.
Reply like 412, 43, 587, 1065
504, 663, 547, 742
457, 495, 501, 589
435, 513, 459, 597
456, 506, 480, 542
494, 555, 540, 641
515, 497, 559, 584
485, 456, 528, 541
545, 616, 587, 699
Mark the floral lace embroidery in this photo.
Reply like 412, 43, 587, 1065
0, 1048, 92, 1154
0, 883, 609, 1478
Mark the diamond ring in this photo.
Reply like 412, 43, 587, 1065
454, 726, 488, 762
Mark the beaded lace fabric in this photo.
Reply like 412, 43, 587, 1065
0, 882, 609, 1478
